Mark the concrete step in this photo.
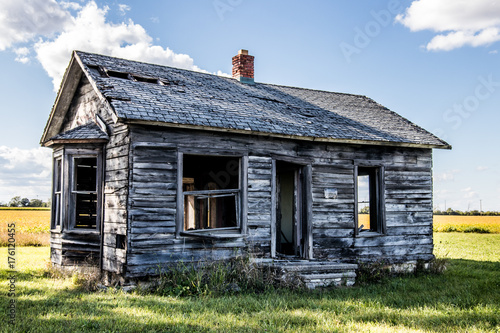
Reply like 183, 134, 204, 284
299, 272, 357, 288
253, 258, 358, 289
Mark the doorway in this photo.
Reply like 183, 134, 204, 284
275, 161, 307, 257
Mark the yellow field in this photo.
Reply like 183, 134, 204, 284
0, 209, 50, 246
433, 215, 500, 233
0, 210, 498, 247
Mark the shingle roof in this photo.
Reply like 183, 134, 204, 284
50, 122, 109, 141
76, 51, 450, 149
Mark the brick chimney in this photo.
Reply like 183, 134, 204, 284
232, 49, 254, 84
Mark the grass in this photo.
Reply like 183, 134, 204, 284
433, 215, 500, 234
0, 233, 499, 332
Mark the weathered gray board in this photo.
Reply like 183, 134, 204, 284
124, 125, 434, 277
50, 76, 130, 271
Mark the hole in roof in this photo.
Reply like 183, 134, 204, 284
107, 70, 131, 80
133, 75, 159, 84
300, 112, 316, 118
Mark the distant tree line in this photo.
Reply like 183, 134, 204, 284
0, 196, 50, 208
433, 208, 500, 216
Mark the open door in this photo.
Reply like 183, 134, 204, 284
275, 161, 309, 258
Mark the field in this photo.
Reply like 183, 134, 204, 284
0, 210, 498, 248
0, 209, 500, 332
433, 215, 500, 233
0, 209, 50, 246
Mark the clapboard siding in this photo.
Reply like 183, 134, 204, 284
51, 104, 436, 276
48, 74, 131, 273
247, 156, 273, 253
119, 126, 435, 276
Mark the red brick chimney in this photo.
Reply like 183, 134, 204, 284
232, 49, 254, 84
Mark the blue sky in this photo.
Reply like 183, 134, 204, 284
0, 0, 499, 211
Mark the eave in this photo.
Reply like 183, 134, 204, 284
124, 119, 452, 150
43, 138, 109, 148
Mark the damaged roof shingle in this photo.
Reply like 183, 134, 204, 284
50, 122, 109, 141
76, 51, 450, 148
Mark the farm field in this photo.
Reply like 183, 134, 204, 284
1, 210, 498, 246
433, 215, 500, 233
0, 209, 50, 246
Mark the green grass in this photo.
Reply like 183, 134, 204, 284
1, 234, 499, 332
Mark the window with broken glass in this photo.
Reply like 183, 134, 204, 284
182, 155, 241, 233
50, 149, 102, 232
71, 156, 99, 229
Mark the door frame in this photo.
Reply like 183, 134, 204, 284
271, 158, 313, 259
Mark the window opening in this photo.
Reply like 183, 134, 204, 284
73, 157, 98, 229
182, 155, 240, 231
52, 158, 62, 228
357, 167, 383, 233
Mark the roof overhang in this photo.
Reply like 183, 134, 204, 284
43, 138, 109, 147
124, 119, 452, 150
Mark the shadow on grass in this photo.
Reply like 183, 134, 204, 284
1, 259, 499, 332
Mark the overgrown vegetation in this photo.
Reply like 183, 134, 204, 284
1, 234, 499, 332
147, 257, 302, 297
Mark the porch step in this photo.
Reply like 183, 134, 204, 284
253, 259, 358, 289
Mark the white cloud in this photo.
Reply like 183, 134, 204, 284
433, 169, 459, 182
32, 1, 209, 90
60, 1, 82, 11
476, 166, 489, 171
0, 0, 72, 51
0, 1, 226, 91
0, 146, 52, 203
396, 0, 500, 51
14, 47, 30, 64
118, 4, 130, 15
461, 187, 478, 199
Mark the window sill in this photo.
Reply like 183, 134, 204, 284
356, 231, 384, 238
180, 228, 243, 240
64, 229, 100, 235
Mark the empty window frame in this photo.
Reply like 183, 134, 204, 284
71, 156, 100, 230
355, 166, 385, 235
182, 155, 240, 231
51, 157, 63, 229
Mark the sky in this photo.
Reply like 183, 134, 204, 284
0, 0, 499, 211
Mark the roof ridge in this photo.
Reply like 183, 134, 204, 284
75, 50, 233, 81
76, 50, 371, 99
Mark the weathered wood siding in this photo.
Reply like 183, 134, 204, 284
124, 125, 434, 277
50, 75, 129, 272
310, 146, 433, 263
246, 155, 273, 254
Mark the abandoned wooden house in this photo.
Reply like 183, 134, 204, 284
40, 50, 450, 287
